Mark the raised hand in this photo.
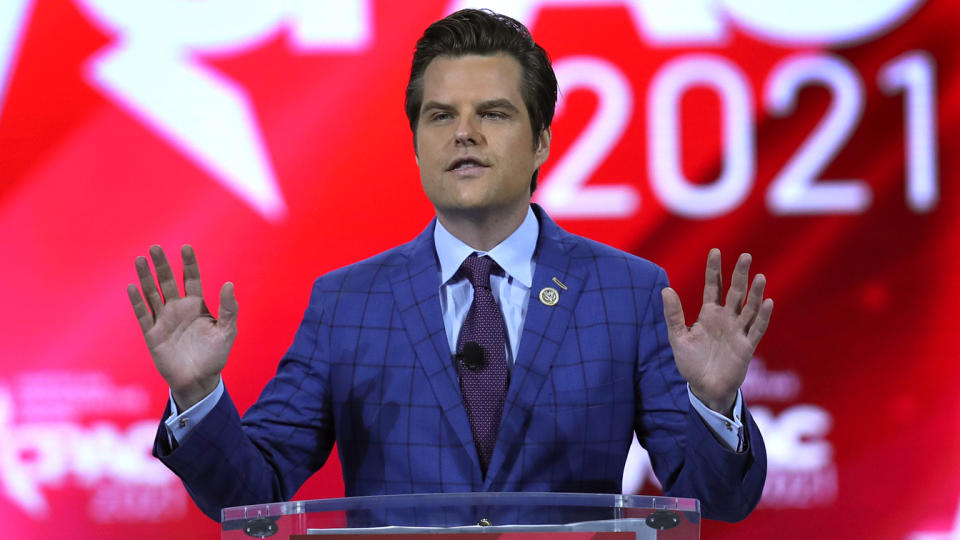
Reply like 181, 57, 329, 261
661, 249, 773, 416
127, 245, 238, 410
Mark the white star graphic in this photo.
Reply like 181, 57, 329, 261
73, 0, 373, 221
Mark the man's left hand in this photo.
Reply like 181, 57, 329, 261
661, 249, 773, 416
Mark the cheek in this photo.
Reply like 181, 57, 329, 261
416, 137, 445, 166
419, 168, 446, 199
418, 168, 436, 190
508, 132, 537, 162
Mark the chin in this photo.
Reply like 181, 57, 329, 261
445, 191, 493, 210
437, 199, 492, 216
450, 201, 492, 214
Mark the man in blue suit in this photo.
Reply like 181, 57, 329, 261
129, 9, 772, 524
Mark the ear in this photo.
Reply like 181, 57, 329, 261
534, 127, 551, 169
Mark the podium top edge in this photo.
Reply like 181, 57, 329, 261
220, 492, 700, 522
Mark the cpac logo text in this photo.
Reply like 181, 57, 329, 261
0, 381, 180, 521
623, 359, 837, 508
0, 0, 924, 220
459, 0, 923, 45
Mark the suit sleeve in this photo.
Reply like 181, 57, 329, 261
633, 266, 767, 522
153, 279, 336, 521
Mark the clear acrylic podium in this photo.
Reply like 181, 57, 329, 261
221, 492, 700, 539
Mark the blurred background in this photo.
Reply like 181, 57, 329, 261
0, 1, 957, 538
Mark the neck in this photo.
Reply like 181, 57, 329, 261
435, 203, 528, 252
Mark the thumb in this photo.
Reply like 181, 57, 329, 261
218, 282, 238, 332
661, 287, 687, 337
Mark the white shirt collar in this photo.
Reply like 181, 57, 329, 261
434, 206, 538, 288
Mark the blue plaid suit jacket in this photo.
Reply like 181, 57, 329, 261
154, 205, 766, 523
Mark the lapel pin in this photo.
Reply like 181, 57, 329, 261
539, 287, 559, 306
552, 277, 568, 290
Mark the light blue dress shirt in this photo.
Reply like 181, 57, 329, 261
434, 207, 538, 365
168, 206, 744, 451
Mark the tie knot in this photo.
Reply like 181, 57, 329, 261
460, 254, 495, 289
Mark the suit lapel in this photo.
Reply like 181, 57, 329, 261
484, 206, 588, 487
389, 221, 480, 469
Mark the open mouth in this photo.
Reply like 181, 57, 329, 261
447, 157, 488, 171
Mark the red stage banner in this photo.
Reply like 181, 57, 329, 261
0, 1, 957, 539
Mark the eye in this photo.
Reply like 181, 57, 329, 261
482, 111, 507, 120
429, 111, 452, 122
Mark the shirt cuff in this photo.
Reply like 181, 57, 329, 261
687, 384, 745, 452
164, 378, 224, 445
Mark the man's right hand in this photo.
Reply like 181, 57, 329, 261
127, 245, 238, 411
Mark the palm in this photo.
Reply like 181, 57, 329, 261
127, 245, 237, 409
661, 249, 773, 414
146, 296, 229, 391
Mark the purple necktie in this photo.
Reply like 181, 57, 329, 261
456, 254, 509, 474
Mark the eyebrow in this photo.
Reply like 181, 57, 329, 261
477, 99, 520, 113
420, 101, 456, 116
420, 98, 521, 116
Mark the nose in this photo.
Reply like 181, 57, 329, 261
454, 116, 480, 146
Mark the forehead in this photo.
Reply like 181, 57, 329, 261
420, 54, 525, 107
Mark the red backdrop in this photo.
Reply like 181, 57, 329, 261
1, 1, 957, 538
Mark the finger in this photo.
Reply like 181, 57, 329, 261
182, 244, 203, 297
126, 283, 153, 334
724, 252, 752, 313
702, 248, 722, 306
135, 255, 163, 316
149, 245, 181, 302
747, 298, 774, 347
218, 282, 238, 336
738, 273, 767, 329
661, 287, 687, 337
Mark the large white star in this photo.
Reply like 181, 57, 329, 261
73, 0, 373, 221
